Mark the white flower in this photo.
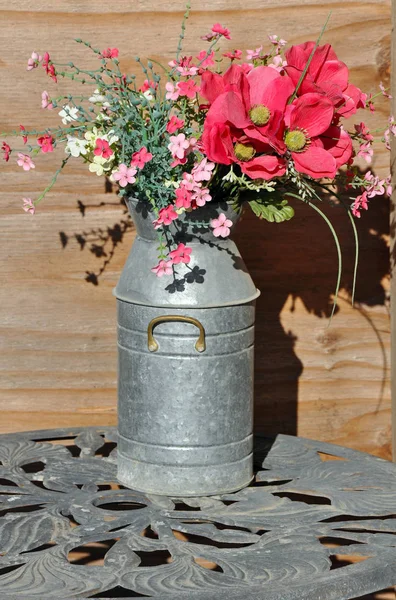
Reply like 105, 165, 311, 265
65, 135, 88, 158
142, 90, 154, 101
59, 104, 79, 125
88, 155, 112, 176
89, 89, 107, 104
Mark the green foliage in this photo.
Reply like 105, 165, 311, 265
248, 198, 295, 223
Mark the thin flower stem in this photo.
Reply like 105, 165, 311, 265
34, 155, 71, 205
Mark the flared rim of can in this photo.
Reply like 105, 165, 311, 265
113, 287, 261, 307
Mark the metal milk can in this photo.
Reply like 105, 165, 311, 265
114, 197, 260, 496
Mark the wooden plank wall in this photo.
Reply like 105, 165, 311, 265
0, 1, 392, 459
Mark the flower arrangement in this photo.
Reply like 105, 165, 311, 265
1, 5, 393, 308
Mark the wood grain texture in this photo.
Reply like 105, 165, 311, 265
0, 1, 392, 462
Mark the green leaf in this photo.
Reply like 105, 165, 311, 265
248, 199, 295, 223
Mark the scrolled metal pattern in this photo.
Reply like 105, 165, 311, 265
0, 427, 395, 599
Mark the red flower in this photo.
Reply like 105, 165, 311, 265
283, 93, 347, 179
166, 116, 185, 134
203, 64, 294, 153
94, 138, 113, 159
175, 186, 193, 209
177, 79, 200, 99
101, 48, 119, 59
131, 147, 153, 169
20, 125, 28, 145
42, 52, 57, 83
169, 243, 192, 264
211, 23, 231, 39
153, 205, 178, 229
139, 79, 157, 93
285, 42, 366, 118
37, 134, 54, 153
1, 141, 11, 161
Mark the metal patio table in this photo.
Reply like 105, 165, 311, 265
0, 427, 396, 599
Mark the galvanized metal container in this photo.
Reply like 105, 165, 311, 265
114, 197, 260, 496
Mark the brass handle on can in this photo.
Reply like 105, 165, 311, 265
147, 315, 206, 353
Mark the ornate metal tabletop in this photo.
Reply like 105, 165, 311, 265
0, 427, 396, 599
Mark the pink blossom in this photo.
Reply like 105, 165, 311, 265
168, 133, 190, 159
112, 164, 137, 187
169, 243, 192, 264
27, 51, 42, 71
351, 191, 369, 218
385, 175, 392, 196
223, 50, 242, 61
169, 56, 198, 77
364, 171, 386, 198
166, 115, 185, 134
357, 142, 373, 164
165, 82, 180, 101
246, 46, 263, 61
193, 187, 212, 207
37, 134, 54, 153
388, 115, 396, 136
1, 141, 11, 162
175, 186, 193, 209
268, 34, 287, 47
17, 153, 35, 171
131, 147, 153, 168
41, 91, 53, 109
101, 48, 119, 59
153, 205, 178, 229
268, 54, 287, 72
94, 138, 113, 159
180, 172, 196, 191
210, 213, 233, 238
366, 94, 376, 113
22, 198, 35, 215
192, 158, 215, 182
354, 122, 373, 142
380, 81, 392, 99
177, 79, 200, 99
151, 259, 173, 277
196, 50, 215, 69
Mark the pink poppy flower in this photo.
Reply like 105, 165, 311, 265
101, 48, 119, 59
27, 51, 42, 71
17, 153, 35, 171
166, 116, 185, 134
283, 93, 345, 179
168, 133, 190, 160
169, 243, 192, 264
112, 164, 137, 187
203, 64, 295, 153
152, 205, 178, 229
94, 138, 113, 159
22, 198, 35, 215
37, 134, 54, 153
211, 213, 233, 238
196, 50, 215, 69
131, 147, 153, 168
151, 259, 173, 277
1, 141, 11, 162
42, 52, 57, 83
165, 82, 180, 101
285, 42, 365, 118
41, 91, 53, 109
223, 50, 242, 61
177, 79, 200, 99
